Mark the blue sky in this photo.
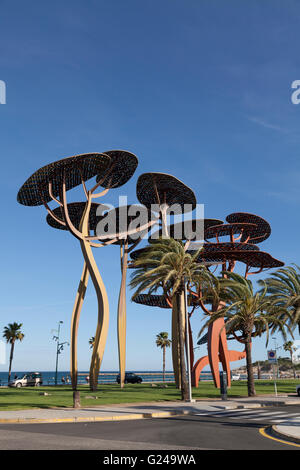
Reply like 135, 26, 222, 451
0, 0, 300, 374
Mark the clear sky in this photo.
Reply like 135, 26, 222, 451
0, 0, 300, 373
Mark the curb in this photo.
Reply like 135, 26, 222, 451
270, 425, 300, 445
0, 410, 191, 425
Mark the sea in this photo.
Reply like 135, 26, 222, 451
0, 370, 251, 386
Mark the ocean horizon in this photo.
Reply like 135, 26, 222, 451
0, 370, 217, 386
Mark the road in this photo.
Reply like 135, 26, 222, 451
0, 405, 298, 450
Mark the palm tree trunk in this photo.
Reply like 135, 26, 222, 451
290, 351, 296, 379
163, 346, 166, 382
257, 361, 261, 380
171, 302, 181, 389
245, 337, 256, 397
8, 340, 15, 384
177, 291, 188, 401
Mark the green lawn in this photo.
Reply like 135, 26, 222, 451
0, 379, 299, 411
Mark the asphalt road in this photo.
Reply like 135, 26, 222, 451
0, 405, 298, 451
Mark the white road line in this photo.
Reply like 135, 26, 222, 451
230, 411, 286, 418
195, 409, 266, 418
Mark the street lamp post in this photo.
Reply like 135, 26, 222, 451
53, 321, 69, 386
184, 278, 194, 403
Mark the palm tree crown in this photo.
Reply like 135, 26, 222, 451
130, 238, 205, 299
156, 332, 171, 383
156, 332, 171, 349
3, 322, 24, 384
3, 323, 24, 344
261, 265, 300, 334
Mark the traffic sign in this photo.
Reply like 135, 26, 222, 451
267, 350, 277, 363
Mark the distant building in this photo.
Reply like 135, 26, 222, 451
292, 340, 300, 364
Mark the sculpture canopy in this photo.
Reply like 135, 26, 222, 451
201, 242, 259, 252
225, 212, 271, 244
132, 293, 200, 308
204, 222, 258, 240
96, 150, 138, 189
17, 153, 111, 207
136, 172, 197, 214
93, 204, 154, 245
150, 219, 224, 241
130, 241, 259, 262
46, 202, 108, 232
133, 294, 171, 308
191, 249, 284, 269
17, 150, 138, 207
47, 203, 154, 245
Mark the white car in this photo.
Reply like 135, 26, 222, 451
231, 374, 240, 381
8, 372, 43, 388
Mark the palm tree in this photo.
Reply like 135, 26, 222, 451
261, 265, 300, 334
3, 323, 24, 383
257, 361, 261, 380
283, 341, 297, 378
199, 273, 290, 397
130, 237, 206, 400
156, 332, 171, 382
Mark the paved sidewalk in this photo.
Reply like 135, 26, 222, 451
0, 395, 299, 444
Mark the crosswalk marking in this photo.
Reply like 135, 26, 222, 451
195, 408, 300, 423
231, 412, 286, 420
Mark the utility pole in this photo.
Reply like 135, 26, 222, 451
184, 278, 194, 403
52, 321, 69, 386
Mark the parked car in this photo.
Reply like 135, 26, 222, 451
231, 374, 240, 381
296, 385, 300, 397
8, 372, 43, 388
116, 372, 142, 384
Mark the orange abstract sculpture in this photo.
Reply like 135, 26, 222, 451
190, 213, 283, 388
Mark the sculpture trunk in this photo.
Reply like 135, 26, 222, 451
70, 262, 89, 393
79, 196, 109, 391
118, 241, 128, 388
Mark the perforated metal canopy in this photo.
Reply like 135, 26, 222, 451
136, 172, 197, 214
132, 294, 171, 308
225, 213, 271, 244
17, 153, 111, 207
130, 242, 259, 262
202, 242, 259, 252
93, 204, 154, 245
17, 150, 138, 207
204, 223, 257, 241
150, 219, 224, 241
47, 203, 154, 245
132, 293, 200, 308
46, 202, 108, 232
96, 150, 138, 189
191, 249, 283, 269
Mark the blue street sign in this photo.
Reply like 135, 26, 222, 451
267, 350, 277, 363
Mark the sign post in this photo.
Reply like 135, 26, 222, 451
267, 350, 277, 397
220, 371, 228, 400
